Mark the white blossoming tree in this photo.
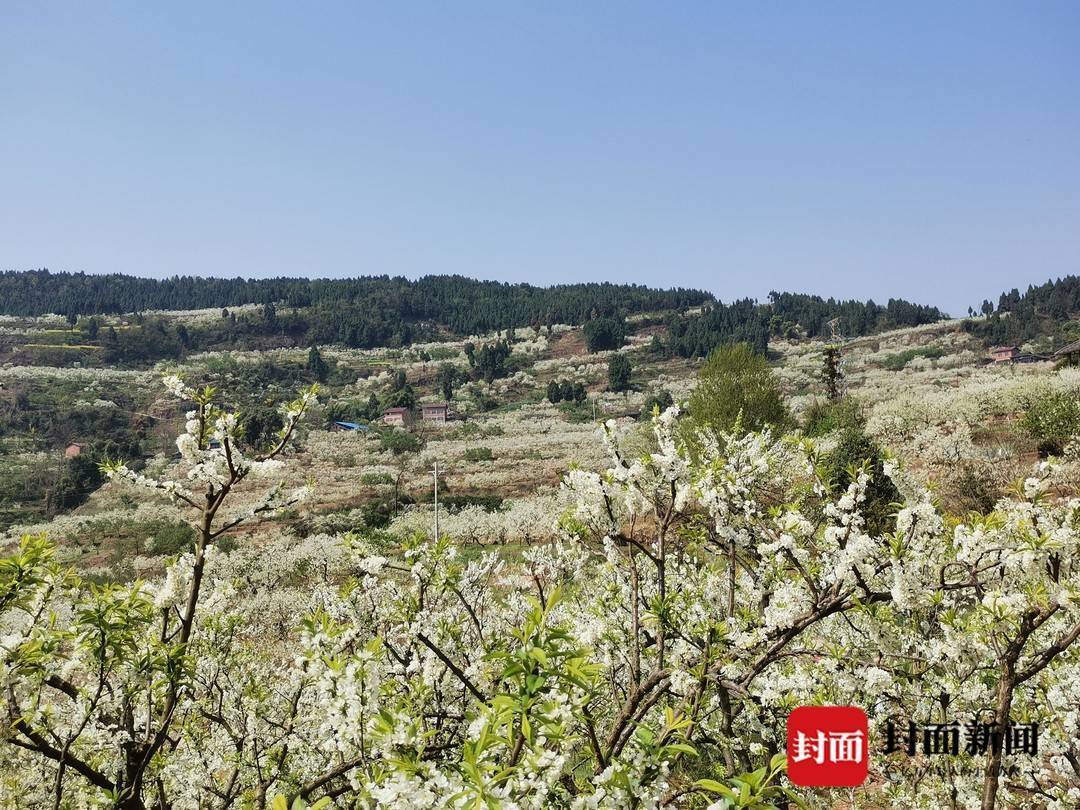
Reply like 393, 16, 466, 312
0, 375, 317, 809
1, 390, 1078, 809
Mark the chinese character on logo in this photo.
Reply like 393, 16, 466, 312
787, 706, 869, 787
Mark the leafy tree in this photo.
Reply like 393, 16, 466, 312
607, 354, 632, 392
819, 427, 901, 536
437, 363, 460, 401
307, 345, 329, 383
379, 427, 421, 455
688, 343, 789, 436
546, 380, 562, 403
821, 344, 843, 401
1020, 388, 1080, 455
474, 340, 511, 383
583, 316, 626, 352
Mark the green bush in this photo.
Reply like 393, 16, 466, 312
688, 343, 789, 437
802, 397, 864, 437
820, 428, 900, 536
880, 346, 945, 371
146, 519, 197, 555
360, 471, 395, 485
1021, 388, 1080, 455
583, 316, 626, 352
607, 355, 632, 392
464, 447, 495, 462
639, 389, 674, 421
379, 428, 421, 455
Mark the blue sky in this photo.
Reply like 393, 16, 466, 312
1, 2, 1077, 315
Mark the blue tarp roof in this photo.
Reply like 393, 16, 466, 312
333, 421, 370, 431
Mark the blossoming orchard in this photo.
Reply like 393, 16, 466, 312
1, 367, 1077, 810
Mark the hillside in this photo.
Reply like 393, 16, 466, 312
3, 284, 1080, 809
3, 297, 1077, 577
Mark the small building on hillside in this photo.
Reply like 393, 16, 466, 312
421, 402, 450, 423
988, 345, 1020, 364
1054, 339, 1080, 366
65, 442, 85, 459
330, 421, 370, 433
382, 407, 412, 427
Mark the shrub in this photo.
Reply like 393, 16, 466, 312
145, 519, 197, 556
464, 447, 495, 462
802, 396, 863, 437
360, 471, 395, 485
820, 427, 900, 536
688, 342, 789, 437
639, 389, 674, 420
880, 346, 945, 371
1020, 388, 1080, 455
379, 428, 421, 455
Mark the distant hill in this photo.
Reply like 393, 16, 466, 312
0, 269, 945, 356
0, 270, 711, 326
967, 275, 1080, 349
664, 292, 945, 357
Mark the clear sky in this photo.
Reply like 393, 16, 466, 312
2, 2, 1077, 315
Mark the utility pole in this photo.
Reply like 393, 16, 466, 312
431, 460, 440, 540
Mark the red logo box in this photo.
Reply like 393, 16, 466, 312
787, 706, 869, 787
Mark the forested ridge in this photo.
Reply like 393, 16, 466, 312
2, 270, 945, 350
664, 291, 945, 357
967, 274, 1080, 348
0, 270, 710, 326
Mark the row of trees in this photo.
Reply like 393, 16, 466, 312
663, 293, 945, 359
0, 270, 710, 328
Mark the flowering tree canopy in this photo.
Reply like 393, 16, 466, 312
1, 379, 1078, 808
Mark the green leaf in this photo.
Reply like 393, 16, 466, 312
665, 743, 699, 757
694, 779, 735, 798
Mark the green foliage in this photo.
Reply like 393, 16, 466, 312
688, 343, 789, 437
360, 471, 395, 485
583, 316, 626, 352
417, 492, 504, 513
969, 275, 1080, 346
474, 339, 512, 382
694, 754, 801, 809
437, 362, 462, 400
359, 492, 413, 529
379, 428, 421, 455
639, 389, 674, 420
665, 291, 944, 359
306, 345, 329, 382
1020, 387, 1080, 455
145, 519, 197, 555
802, 396, 863, 438
464, 446, 495, 462
821, 344, 843, 400
880, 346, 945, 370
820, 428, 901, 536
0, 270, 712, 339
607, 354, 632, 392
